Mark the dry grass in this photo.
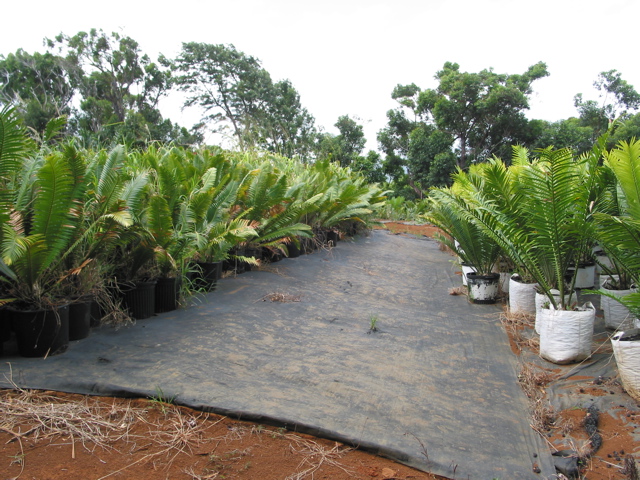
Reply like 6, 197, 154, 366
148, 407, 212, 461
0, 386, 216, 477
622, 454, 640, 480
500, 309, 538, 354
255, 291, 303, 303
517, 362, 559, 433
0, 387, 141, 454
255, 264, 288, 276
284, 435, 353, 480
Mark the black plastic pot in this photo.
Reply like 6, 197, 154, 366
155, 277, 180, 313
0, 307, 11, 342
0, 307, 11, 356
69, 297, 92, 341
89, 299, 103, 327
466, 273, 500, 304
121, 280, 157, 320
9, 304, 70, 357
287, 241, 301, 258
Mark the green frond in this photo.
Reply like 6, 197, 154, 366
604, 139, 640, 219
146, 195, 174, 249
32, 153, 78, 265
0, 105, 33, 177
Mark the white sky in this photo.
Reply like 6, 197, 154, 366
3, 0, 639, 151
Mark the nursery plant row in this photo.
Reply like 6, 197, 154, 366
423, 132, 640, 401
0, 106, 386, 358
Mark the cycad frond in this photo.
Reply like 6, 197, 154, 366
0, 105, 32, 177
604, 139, 640, 219
32, 152, 77, 265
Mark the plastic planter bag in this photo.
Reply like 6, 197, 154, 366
601, 284, 637, 331
612, 329, 640, 401
539, 303, 595, 364
534, 290, 575, 334
509, 275, 537, 315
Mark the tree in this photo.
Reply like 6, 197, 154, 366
352, 150, 386, 184
378, 84, 455, 197
172, 42, 273, 151
48, 29, 178, 147
610, 113, 640, 146
316, 115, 367, 167
529, 117, 594, 153
377, 90, 420, 187
417, 61, 549, 168
333, 115, 366, 167
574, 69, 640, 142
407, 125, 456, 190
172, 43, 317, 158
0, 49, 74, 136
255, 79, 316, 161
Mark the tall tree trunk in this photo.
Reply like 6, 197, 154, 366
458, 134, 467, 170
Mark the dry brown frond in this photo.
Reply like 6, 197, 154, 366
448, 286, 467, 296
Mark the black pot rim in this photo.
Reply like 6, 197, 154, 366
466, 272, 500, 280
6, 302, 70, 313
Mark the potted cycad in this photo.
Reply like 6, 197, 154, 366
590, 139, 640, 332
454, 145, 603, 363
425, 190, 502, 304
1, 149, 82, 357
190, 218, 258, 290
607, 292, 640, 401
589, 139, 640, 399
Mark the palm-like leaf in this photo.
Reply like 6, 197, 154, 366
0, 105, 32, 177
605, 139, 640, 219
592, 138, 640, 289
443, 144, 600, 308
425, 189, 501, 275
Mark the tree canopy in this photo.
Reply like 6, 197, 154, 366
2, 31, 640, 194
171, 42, 316, 160
417, 61, 549, 169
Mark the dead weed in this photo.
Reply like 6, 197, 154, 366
256, 291, 303, 303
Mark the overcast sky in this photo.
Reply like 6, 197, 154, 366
3, 0, 639, 150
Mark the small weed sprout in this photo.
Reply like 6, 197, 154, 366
149, 386, 176, 413
368, 314, 379, 334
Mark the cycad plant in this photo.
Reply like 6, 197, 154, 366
1, 148, 86, 309
236, 160, 313, 256
443, 144, 602, 309
591, 139, 640, 317
424, 187, 501, 276
291, 158, 386, 235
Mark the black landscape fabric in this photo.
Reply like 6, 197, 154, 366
0, 230, 555, 479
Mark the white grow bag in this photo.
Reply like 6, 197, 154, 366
612, 329, 640, 402
509, 275, 537, 315
601, 285, 637, 331
539, 303, 595, 364
534, 290, 576, 334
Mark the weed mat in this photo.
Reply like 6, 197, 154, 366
0, 230, 555, 479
